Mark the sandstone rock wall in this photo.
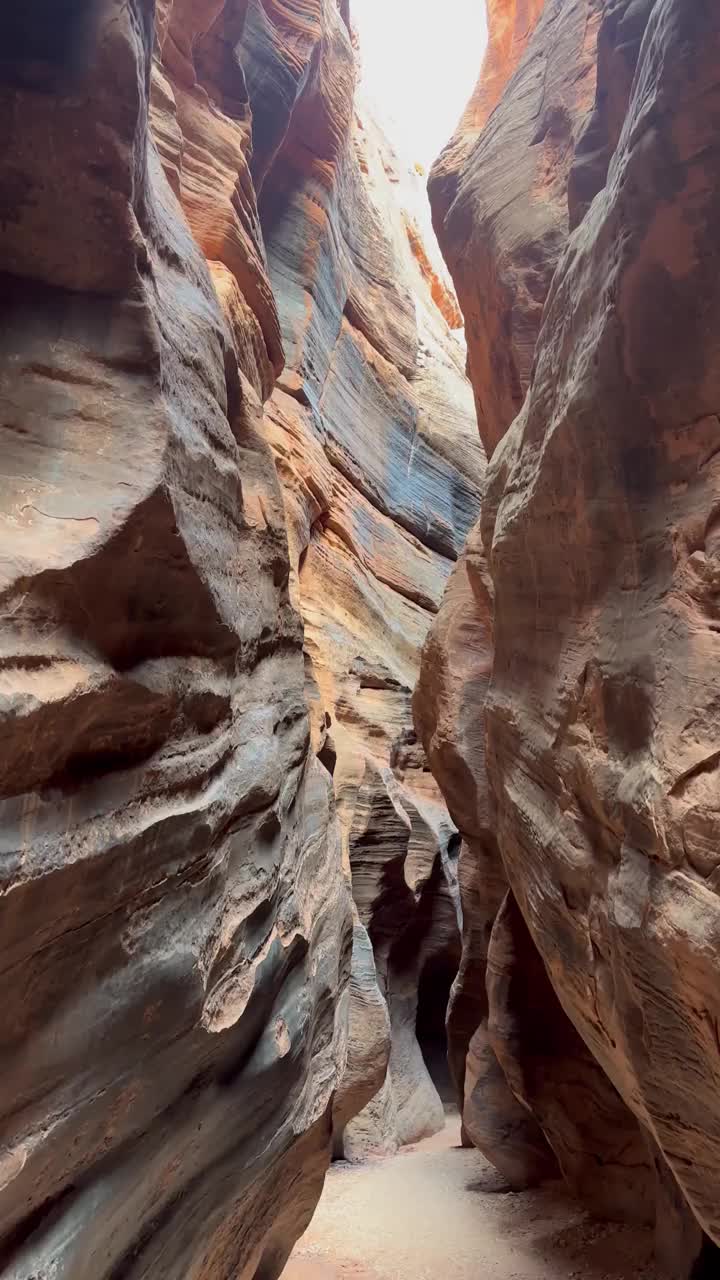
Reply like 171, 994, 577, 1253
0, 2, 352, 1276
0, 0, 480, 1272
430, 0, 602, 459
256, 35, 484, 1149
486, 0, 720, 1263
423, 0, 720, 1271
422, 0, 653, 1208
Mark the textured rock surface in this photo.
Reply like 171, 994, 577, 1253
257, 34, 483, 1154
486, 892, 652, 1221
348, 754, 462, 1149
430, 0, 601, 458
485, 0, 720, 1258
567, 0, 655, 229
331, 918, 391, 1159
0, 4, 358, 1278
424, 0, 720, 1270
0, 0, 481, 1271
413, 528, 533, 1156
417, 529, 652, 1214
0, 5, 355, 1279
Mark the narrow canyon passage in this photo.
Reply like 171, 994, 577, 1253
283, 1113, 660, 1280
3, 1, 720, 1278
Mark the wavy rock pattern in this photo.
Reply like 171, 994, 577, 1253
0, 4, 355, 1277
253, 9, 483, 1153
414, 529, 556, 1179
486, 0, 720, 1262
430, 0, 601, 459
0, 0, 479, 1272
424, 0, 720, 1271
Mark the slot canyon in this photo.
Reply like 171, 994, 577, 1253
1, 1, 719, 1278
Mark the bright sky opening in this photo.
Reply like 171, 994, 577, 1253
351, 0, 488, 170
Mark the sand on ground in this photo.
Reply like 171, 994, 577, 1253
282, 1113, 661, 1280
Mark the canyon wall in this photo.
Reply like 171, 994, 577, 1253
422, 0, 720, 1272
261, 84, 482, 1153
0, 4, 350, 1277
0, 0, 476, 1274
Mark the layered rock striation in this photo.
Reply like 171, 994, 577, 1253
0, 4, 353, 1277
0, 0, 480, 1274
260, 66, 483, 1151
430, 0, 602, 459
423, 0, 720, 1271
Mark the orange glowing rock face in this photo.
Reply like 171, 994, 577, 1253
403, 215, 463, 330
467, 0, 548, 133
430, 0, 601, 458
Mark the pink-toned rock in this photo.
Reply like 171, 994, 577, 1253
0, 2, 351, 1276
415, 517, 640, 1205
0, 2, 484, 1271
424, 0, 720, 1270
332, 917, 392, 1160
415, 550, 556, 1175
430, 0, 601, 458
258, 44, 484, 1151
484, 0, 720, 1264
487, 892, 653, 1220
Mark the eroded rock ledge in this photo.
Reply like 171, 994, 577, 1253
421, 0, 720, 1273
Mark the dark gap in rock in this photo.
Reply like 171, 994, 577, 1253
692, 1236, 720, 1278
56, 741, 162, 787
318, 734, 337, 776
0, 1184, 76, 1271
415, 950, 457, 1109
223, 344, 244, 440
0, 0, 102, 86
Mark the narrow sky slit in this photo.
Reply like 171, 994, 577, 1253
351, 0, 488, 168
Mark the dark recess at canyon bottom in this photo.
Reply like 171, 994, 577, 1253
1, 1, 719, 1278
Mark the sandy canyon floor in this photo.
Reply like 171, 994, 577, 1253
282, 1114, 661, 1280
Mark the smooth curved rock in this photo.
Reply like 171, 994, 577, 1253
485, 0, 720, 1255
426, 0, 720, 1268
567, 0, 656, 230
256, 31, 483, 1151
417, 526, 658, 1218
332, 917, 392, 1160
0, 3, 354, 1277
463, 1022, 555, 1189
347, 758, 460, 1147
0, 2, 483, 1270
487, 892, 654, 1221
430, 0, 601, 457
422, 0, 666, 1234
414, 534, 559, 1186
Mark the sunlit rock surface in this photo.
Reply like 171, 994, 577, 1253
260, 53, 483, 1149
424, 0, 720, 1270
430, 0, 601, 459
